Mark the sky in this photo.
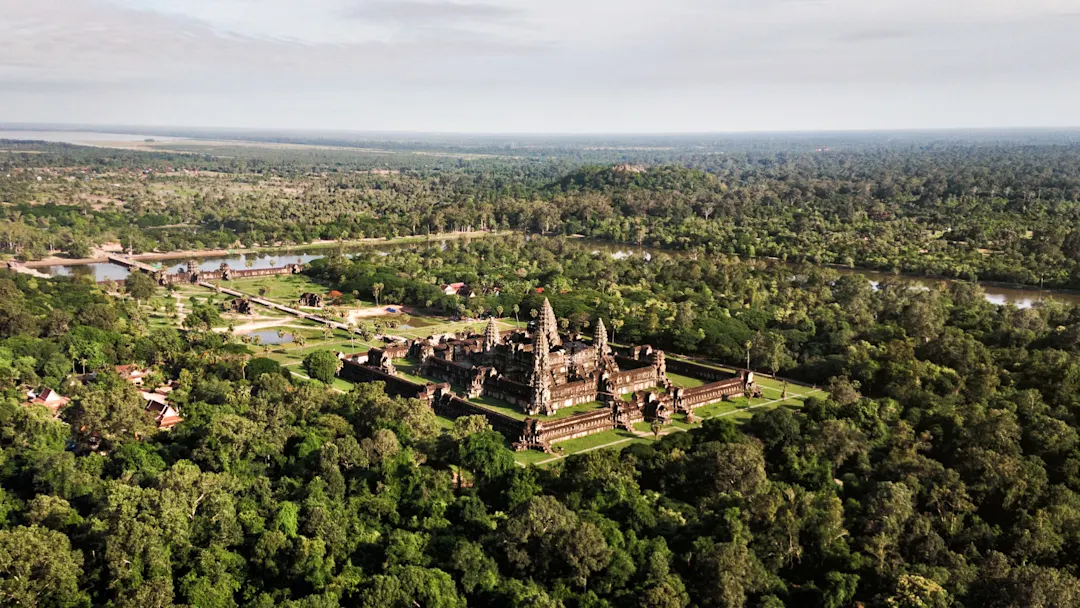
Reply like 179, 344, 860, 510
3, 0, 1080, 133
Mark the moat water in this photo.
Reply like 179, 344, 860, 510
32, 240, 1080, 309
582, 242, 1080, 309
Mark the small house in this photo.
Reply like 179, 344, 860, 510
26, 388, 70, 417
115, 365, 151, 386
142, 392, 183, 430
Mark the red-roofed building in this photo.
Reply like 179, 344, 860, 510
26, 388, 70, 417
142, 392, 183, 430
441, 282, 468, 296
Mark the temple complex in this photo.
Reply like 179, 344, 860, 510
148, 259, 306, 286
338, 298, 760, 452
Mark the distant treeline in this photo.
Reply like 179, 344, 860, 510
5, 138, 1080, 288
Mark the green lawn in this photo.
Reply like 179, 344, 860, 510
392, 318, 519, 340
513, 450, 554, 466
467, 396, 609, 423
512, 384, 827, 466
634, 421, 661, 434
544, 401, 608, 419
225, 274, 330, 304
393, 358, 448, 387
468, 395, 526, 420
549, 429, 639, 453
666, 372, 706, 388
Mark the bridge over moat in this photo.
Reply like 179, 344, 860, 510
108, 252, 358, 335
105, 253, 160, 274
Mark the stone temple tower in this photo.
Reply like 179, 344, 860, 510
483, 317, 501, 352
593, 317, 610, 356
539, 298, 561, 347
528, 311, 554, 415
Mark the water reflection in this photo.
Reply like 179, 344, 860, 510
243, 329, 293, 345
39, 246, 399, 283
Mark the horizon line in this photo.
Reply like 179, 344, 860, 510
4, 122, 1080, 139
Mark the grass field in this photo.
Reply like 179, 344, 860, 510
225, 274, 333, 305
468, 395, 526, 420
666, 372, 705, 388
515, 382, 826, 466
393, 358, 448, 387
550, 429, 641, 453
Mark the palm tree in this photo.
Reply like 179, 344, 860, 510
513, 304, 520, 323
295, 334, 307, 354
372, 282, 384, 307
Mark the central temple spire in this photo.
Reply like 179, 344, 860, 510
483, 317, 500, 352
593, 317, 609, 355
529, 317, 553, 414
539, 298, 561, 347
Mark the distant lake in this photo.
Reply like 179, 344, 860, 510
0, 130, 182, 145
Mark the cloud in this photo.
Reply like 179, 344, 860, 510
339, 1, 524, 25
0, 0, 1078, 131
837, 28, 911, 42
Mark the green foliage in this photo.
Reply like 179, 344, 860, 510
182, 302, 223, 331
246, 356, 282, 379
10, 137, 1080, 607
0, 525, 88, 607
123, 271, 158, 302
302, 350, 340, 385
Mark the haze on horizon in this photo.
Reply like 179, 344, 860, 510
3, 0, 1080, 134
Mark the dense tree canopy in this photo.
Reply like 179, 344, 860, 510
7, 135, 1080, 288
6, 134, 1080, 605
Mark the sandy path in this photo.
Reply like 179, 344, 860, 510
345, 305, 408, 325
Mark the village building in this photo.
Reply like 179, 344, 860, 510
115, 364, 151, 386
26, 387, 70, 417
141, 391, 183, 430
441, 282, 472, 297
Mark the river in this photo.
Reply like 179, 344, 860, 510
29, 239, 1080, 309
582, 242, 1080, 309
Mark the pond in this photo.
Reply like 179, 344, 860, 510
242, 329, 294, 345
